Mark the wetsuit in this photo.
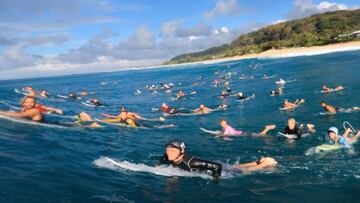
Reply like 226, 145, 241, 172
238, 94, 247, 100
91, 101, 101, 107
159, 154, 222, 178
284, 126, 302, 138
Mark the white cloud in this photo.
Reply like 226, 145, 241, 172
287, 0, 358, 20
175, 24, 213, 38
160, 19, 183, 38
204, 0, 242, 19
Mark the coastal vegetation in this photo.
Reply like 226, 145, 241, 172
165, 9, 360, 64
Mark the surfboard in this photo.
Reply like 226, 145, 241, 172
316, 144, 342, 151
236, 94, 255, 102
57, 94, 69, 99
81, 101, 105, 107
278, 132, 310, 139
200, 127, 221, 135
0, 114, 66, 128
320, 88, 344, 93
14, 88, 29, 96
93, 157, 212, 178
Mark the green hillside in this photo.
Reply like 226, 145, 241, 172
165, 9, 360, 64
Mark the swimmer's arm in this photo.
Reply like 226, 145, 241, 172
342, 128, 354, 139
258, 125, 276, 136
101, 113, 118, 118
127, 112, 141, 119
189, 158, 222, 178
42, 106, 63, 114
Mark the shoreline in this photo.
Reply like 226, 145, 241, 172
162, 40, 360, 67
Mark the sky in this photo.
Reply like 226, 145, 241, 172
0, 0, 359, 80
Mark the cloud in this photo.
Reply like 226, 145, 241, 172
0, 0, 122, 34
287, 0, 358, 20
175, 24, 213, 38
160, 19, 184, 38
0, 32, 69, 70
204, 0, 242, 19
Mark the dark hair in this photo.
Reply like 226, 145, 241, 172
320, 101, 327, 105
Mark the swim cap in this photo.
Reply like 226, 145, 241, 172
165, 139, 185, 154
328, 127, 338, 136
120, 107, 127, 112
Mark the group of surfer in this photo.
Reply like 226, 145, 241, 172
1, 70, 360, 179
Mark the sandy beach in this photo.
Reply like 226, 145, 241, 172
164, 40, 360, 67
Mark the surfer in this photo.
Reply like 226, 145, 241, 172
24, 86, 37, 97
89, 98, 102, 107
324, 127, 360, 147
0, 96, 42, 122
282, 118, 316, 139
191, 104, 227, 115
213, 80, 220, 87
322, 85, 344, 93
320, 101, 359, 113
175, 90, 185, 100
79, 91, 90, 96
74, 112, 101, 128
68, 92, 81, 99
219, 90, 230, 98
101, 107, 139, 127
282, 99, 304, 110
159, 139, 278, 178
219, 119, 243, 136
39, 90, 49, 97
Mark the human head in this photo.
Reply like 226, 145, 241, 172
78, 112, 92, 122
328, 127, 338, 140
287, 118, 296, 129
20, 96, 36, 109
219, 119, 228, 128
271, 90, 276, 95
320, 101, 327, 107
199, 104, 205, 109
120, 107, 127, 113
165, 139, 185, 161
25, 86, 33, 91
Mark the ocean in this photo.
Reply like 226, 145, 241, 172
0, 50, 360, 203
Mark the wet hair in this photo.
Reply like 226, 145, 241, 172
219, 119, 227, 124
320, 101, 327, 105
20, 96, 36, 105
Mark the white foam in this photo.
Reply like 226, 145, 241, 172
93, 156, 213, 179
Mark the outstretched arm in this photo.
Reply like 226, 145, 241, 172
258, 125, 276, 135
189, 157, 222, 178
101, 113, 118, 118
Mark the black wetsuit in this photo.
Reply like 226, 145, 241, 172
238, 94, 247, 100
159, 154, 222, 178
284, 126, 302, 138
91, 101, 101, 107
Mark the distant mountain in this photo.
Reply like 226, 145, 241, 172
165, 9, 360, 64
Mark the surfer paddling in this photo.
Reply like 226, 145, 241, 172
0, 96, 42, 122
159, 139, 278, 178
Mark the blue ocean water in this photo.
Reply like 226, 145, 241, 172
0, 50, 360, 203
